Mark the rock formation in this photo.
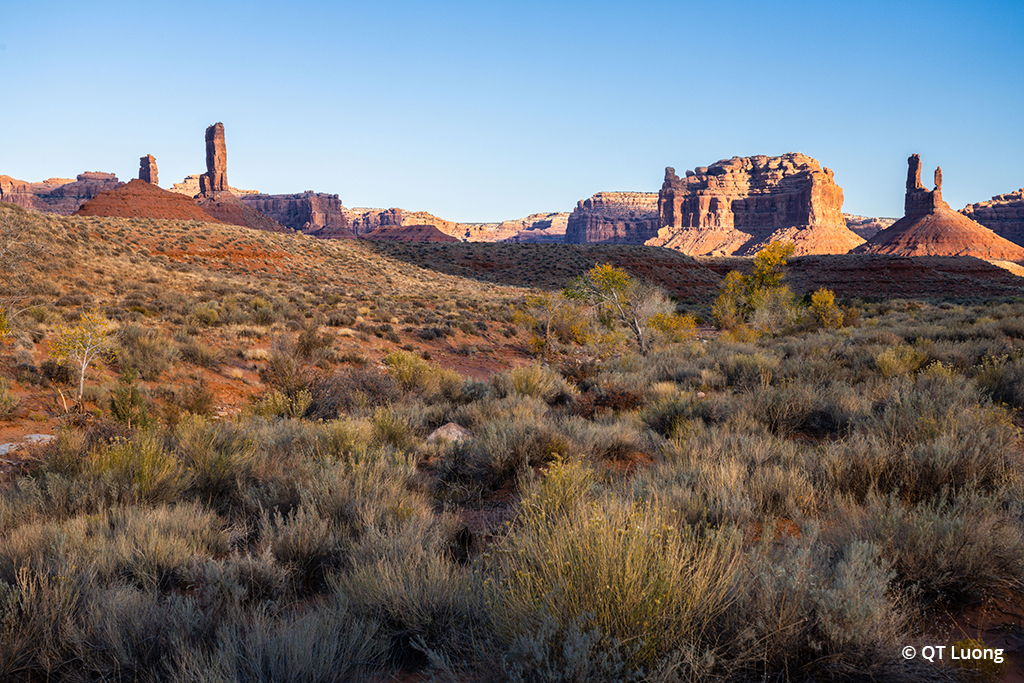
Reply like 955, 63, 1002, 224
854, 155, 1024, 260
359, 224, 459, 242
0, 172, 122, 214
195, 193, 291, 232
139, 155, 158, 185
239, 191, 349, 233
565, 192, 660, 244
72, 178, 222, 222
169, 174, 256, 198
961, 189, 1024, 247
844, 214, 897, 241
649, 153, 862, 256
199, 123, 228, 195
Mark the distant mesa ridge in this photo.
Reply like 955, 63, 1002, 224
961, 188, 1024, 247
0, 172, 122, 215
853, 154, 1024, 260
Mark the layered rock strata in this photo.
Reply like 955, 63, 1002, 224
139, 155, 158, 185
855, 155, 1024, 260
565, 192, 660, 244
240, 191, 348, 233
961, 189, 1024, 247
649, 153, 862, 256
0, 172, 122, 214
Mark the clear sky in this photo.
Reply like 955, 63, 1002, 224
2, 1, 1021, 222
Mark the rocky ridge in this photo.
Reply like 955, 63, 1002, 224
0, 173, 123, 215
961, 189, 1024, 247
843, 214, 897, 241
649, 153, 862, 256
360, 224, 459, 242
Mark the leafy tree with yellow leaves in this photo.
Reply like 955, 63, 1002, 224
566, 263, 693, 355
50, 309, 115, 406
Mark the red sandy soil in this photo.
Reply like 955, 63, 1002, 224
74, 179, 223, 222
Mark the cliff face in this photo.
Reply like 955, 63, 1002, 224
650, 153, 860, 256
961, 189, 1024, 247
564, 192, 660, 244
854, 156, 1024, 260
240, 192, 348, 233
0, 172, 122, 215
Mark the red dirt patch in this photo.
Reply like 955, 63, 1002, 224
74, 179, 223, 222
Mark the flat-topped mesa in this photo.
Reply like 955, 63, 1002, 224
139, 155, 158, 185
650, 152, 861, 256
199, 123, 228, 195
904, 153, 949, 219
564, 191, 660, 244
854, 155, 1024, 260
240, 191, 349, 233
961, 189, 1024, 247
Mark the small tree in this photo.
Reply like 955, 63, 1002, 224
513, 292, 590, 358
51, 309, 115, 406
809, 287, 844, 329
565, 263, 679, 355
712, 241, 799, 336
750, 241, 795, 290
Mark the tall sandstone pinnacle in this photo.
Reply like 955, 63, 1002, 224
199, 122, 227, 195
139, 155, 158, 185
647, 153, 863, 256
854, 155, 1024, 260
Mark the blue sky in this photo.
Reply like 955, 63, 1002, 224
2, 1, 1021, 222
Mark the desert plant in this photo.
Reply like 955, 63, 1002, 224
49, 308, 115, 404
564, 263, 677, 356
809, 287, 844, 329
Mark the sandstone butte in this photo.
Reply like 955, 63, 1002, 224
648, 153, 864, 256
961, 188, 1024, 247
359, 224, 458, 242
565, 192, 660, 245
72, 178, 224, 222
0, 172, 122, 215
854, 155, 1024, 261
